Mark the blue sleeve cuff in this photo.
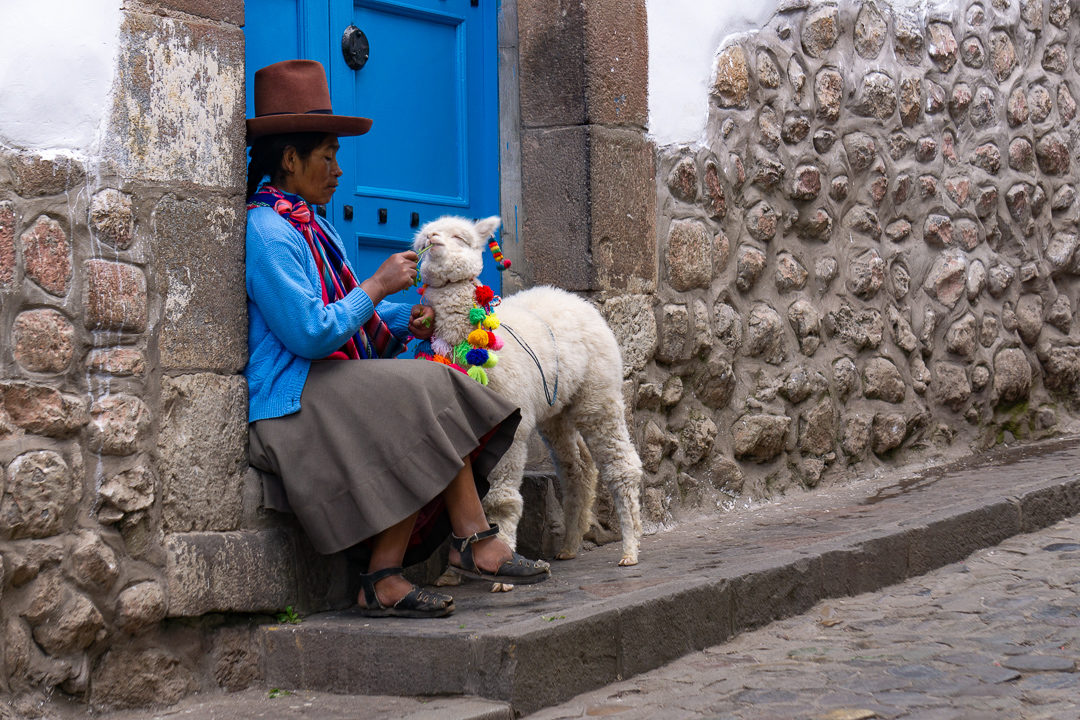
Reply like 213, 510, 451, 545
376, 300, 415, 339
344, 287, 375, 325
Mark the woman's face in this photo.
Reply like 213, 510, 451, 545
281, 135, 342, 206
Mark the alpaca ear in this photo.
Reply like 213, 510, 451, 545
474, 216, 502, 240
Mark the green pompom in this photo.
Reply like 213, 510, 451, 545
469, 307, 487, 325
453, 341, 471, 365
467, 366, 489, 385
483, 352, 498, 369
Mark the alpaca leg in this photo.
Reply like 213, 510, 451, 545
576, 410, 644, 566
482, 432, 529, 550
538, 416, 597, 560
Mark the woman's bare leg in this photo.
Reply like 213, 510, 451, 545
443, 456, 515, 572
360, 511, 419, 607
363, 456, 526, 605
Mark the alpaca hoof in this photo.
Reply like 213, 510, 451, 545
434, 568, 463, 587
618, 555, 638, 567
490, 582, 515, 593
555, 551, 577, 561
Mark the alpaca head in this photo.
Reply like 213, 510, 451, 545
414, 215, 501, 287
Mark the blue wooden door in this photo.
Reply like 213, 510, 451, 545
244, 0, 500, 309
245, 1, 331, 121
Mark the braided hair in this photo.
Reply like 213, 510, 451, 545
246, 132, 332, 199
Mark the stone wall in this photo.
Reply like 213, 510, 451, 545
0, 1, 345, 712
5, 0, 1080, 712
638, 0, 1080, 523
517, 0, 656, 294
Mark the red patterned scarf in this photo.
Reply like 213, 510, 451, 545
248, 185, 404, 360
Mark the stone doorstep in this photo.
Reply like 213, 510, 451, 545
257, 437, 1080, 717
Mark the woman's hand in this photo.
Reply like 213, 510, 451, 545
359, 251, 419, 304
409, 304, 436, 340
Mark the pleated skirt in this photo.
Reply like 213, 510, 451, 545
249, 358, 521, 563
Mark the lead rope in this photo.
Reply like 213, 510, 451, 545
500, 319, 559, 407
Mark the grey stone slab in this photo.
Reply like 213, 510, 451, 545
1000, 654, 1077, 672
907, 500, 1021, 575
615, 578, 735, 678
165, 529, 298, 616
520, 126, 591, 290
517, 2, 586, 128
77, 688, 511, 720
105, 12, 246, 189
589, 126, 657, 292
962, 665, 1022, 684
730, 556, 824, 631
1020, 477, 1080, 531
152, 196, 247, 372
818, 528, 913, 596
159, 374, 247, 533
503, 612, 621, 714
155, 0, 244, 24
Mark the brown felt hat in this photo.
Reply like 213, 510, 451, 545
246, 59, 372, 144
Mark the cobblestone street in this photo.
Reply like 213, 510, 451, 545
526, 516, 1080, 720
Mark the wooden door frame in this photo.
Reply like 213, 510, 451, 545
496, 0, 524, 294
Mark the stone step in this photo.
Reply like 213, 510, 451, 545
257, 437, 1080, 717
90, 688, 512, 720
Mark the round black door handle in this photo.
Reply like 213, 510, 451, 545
342, 25, 369, 70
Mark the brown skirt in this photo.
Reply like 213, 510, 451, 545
249, 359, 521, 562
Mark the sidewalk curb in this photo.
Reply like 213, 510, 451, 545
258, 438, 1080, 716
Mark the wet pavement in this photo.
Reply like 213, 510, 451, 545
525, 514, 1080, 720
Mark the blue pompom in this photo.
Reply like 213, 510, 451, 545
466, 348, 489, 366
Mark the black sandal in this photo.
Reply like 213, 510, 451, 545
356, 566, 455, 618
449, 525, 551, 585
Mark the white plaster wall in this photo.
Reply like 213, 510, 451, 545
646, 0, 959, 148
647, 0, 781, 148
0, 0, 122, 155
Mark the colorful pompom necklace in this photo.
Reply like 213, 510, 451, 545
417, 283, 504, 385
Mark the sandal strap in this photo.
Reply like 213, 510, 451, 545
358, 566, 403, 608
491, 552, 551, 580
449, 524, 501, 572
394, 586, 451, 611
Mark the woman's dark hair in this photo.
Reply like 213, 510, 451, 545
246, 132, 333, 199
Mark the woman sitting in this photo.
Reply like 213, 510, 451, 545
244, 59, 549, 619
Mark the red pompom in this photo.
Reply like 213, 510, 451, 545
475, 285, 494, 305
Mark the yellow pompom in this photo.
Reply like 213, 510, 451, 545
483, 352, 498, 369
467, 329, 490, 348
482, 314, 501, 330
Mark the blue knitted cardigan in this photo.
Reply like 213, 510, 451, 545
245, 203, 412, 422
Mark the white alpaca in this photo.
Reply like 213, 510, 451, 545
414, 216, 644, 566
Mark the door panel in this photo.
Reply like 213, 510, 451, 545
327, 0, 499, 306
244, 1, 330, 116
342, 5, 465, 202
